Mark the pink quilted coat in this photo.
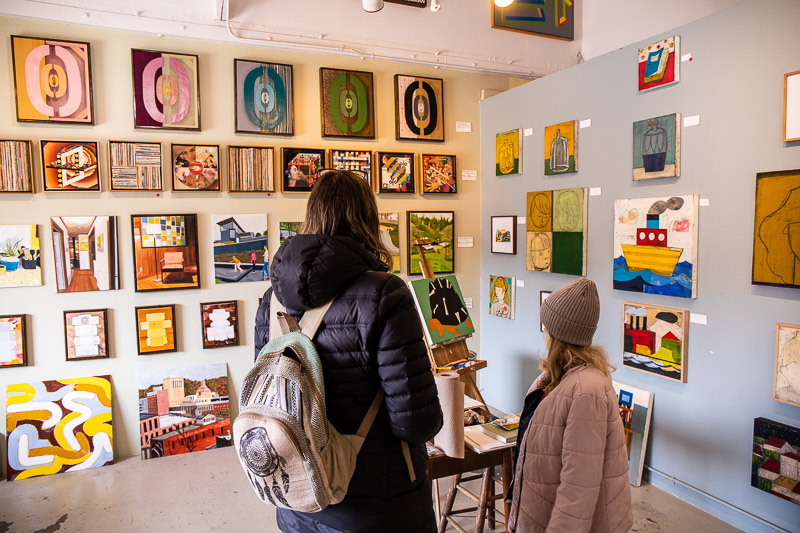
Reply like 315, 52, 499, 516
509, 365, 633, 533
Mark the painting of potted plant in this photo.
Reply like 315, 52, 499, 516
0, 225, 43, 288
0, 238, 21, 272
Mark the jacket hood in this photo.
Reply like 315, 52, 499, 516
271, 234, 387, 310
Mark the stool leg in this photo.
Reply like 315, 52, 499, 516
488, 468, 496, 529
475, 468, 492, 533
433, 478, 441, 525
439, 474, 461, 533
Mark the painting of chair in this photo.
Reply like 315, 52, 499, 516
160, 251, 185, 283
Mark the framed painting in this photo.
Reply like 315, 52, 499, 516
408, 211, 454, 275
753, 169, 800, 289
201, 301, 240, 348
496, 129, 521, 176
108, 141, 162, 191
319, 68, 375, 138
492, 2, 574, 40
138, 363, 229, 460
171, 144, 220, 191
377, 152, 415, 193
234, 59, 293, 135
228, 146, 274, 193
539, 290, 552, 332
614, 195, 699, 298
135, 304, 177, 355
282, 148, 325, 193
0, 225, 42, 288
488, 274, 515, 320
132, 49, 200, 130
622, 302, 689, 382
131, 214, 200, 292
0, 314, 28, 368
212, 214, 269, 283
752, 417, 800, 506
785, 70, 800, 142
394, 74, 444, 142
490, 216, 517, 255
409, 275, 474, 346
633, 113, 680, 181
279, 222, 302, 245
379, 212, 401, 274
0, 140, 34, 193
51, 216, 119, 293
64, 309, 109, 361
774, 323, 800, 408
544, 120, 578, 175
330, 149, 373, 185
612, 381, 654, 487
41, 140, 100, 191
6, 375, 113, 481
421, 154, 456, 194
638, 36, 680, 92
10, 35, 94, 124
526, 188, 588, 276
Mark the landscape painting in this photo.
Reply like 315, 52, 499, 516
41, 140, 100, 191
408, 211, 454, 275
623, 302, 689, 382
488, 274, 515, 320
612, 381, 654, 487
496, 129, 521, 176
279, 222, 302, 245
131, 214, 200, 292
544, 120, 577, 175
132, 49, 200, 130
234, 59, 293, 135
51, 216, 119, 293
64, 309, 109, 361
135, 304, 177, 355
638, 36, 680, 92
0, 315, 28, 368
409, 275, 474, 346
379, 212, 401, 273
211, 214, 269, 283
0, 225, 42, 288
774, 323, 800, 408
108, 141, 162, 191
614, 195, 699, 298
752, 169, 800, 289
752, 417, 800, 506
395, 74, 444, 142
633, 114, 680, 181
526, 188, 588, 276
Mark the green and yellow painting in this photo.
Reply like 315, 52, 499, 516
526, 188, 587, 275
544, 120, 578, 175
496, 129, 521, 176
408, 211, 453, 275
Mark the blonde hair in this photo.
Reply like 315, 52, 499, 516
541, 337, 615, 395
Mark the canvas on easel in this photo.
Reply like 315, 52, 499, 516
612, 380, 654, 487
409, 275, 474, 347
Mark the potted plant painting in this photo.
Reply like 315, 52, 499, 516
0, 238, 22, 272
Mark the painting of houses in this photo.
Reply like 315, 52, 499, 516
408, 211, 454, 275
623, 302, 689, 382
752, 417, 800, 506
612, 381, 654, 487
51, 216, 119, 293
211, 214, 268, 283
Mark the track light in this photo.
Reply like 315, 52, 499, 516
494, 0, 515, 7
363, 0, 384, 13
430, 0, 441, 11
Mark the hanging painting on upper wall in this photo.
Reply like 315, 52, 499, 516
496, 129, 522, 176
379, 212, 401, 274
612, 381, 654, 487
51, 216, 119, 293
526, 188, 588, 276
622, 302, 689, 382
638, 36, 680, 92
785, 70, 800, 142
421, 154, 456, 193
752, 169, 800, 289
409, 275, 474, 346
614, 195, 699, 298
544, 120, 578, 175
774, 323, 800, 408
491, 1, 574, 41
211, 214, 269, 283
227, 146, 275, 192
0, 225, 42, 288
751, 417, 800, 507
408, 211, 454, 275
171, 144, 220, 191
319, 68, 375, 138
632, 113, 681, 180
0, 140, 34, 193
282, 148, 325, 193
378, 152, 415, 193
132, 49, 200, 130
330, 149, 373, 186
41, 140, 100, 191
394, 74, 444, 142
234, 59, 293, 136
488, 274, 515, 320
10, 35, 94, 124
108, 141, 163, 191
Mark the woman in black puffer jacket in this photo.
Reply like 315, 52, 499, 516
254, 170, 443, 533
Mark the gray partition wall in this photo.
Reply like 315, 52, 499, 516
479, 1, 800, 530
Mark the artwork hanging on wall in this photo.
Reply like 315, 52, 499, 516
622, 302, 689, 382
751, 417, 800, 507
0, 140, 34, 193
638, 36, 680, 92
526, 188, 588, 276
135, 304, 177, 355
330, 149, 372, 185
279, 222, 302, 245
282, 148, 325, 193
544, 120, 578, 175
613, 195, 699, 298
10, 35, 94, 124
377, 152, 415, 193
319, 67, 375, 138
752, 169, 800, 289
408, 211, 454, 275
0, 314, 28, 368
632, 113, 681, 180
41, 140, 100, 191
51, 216, 119, 293
234, 59, 293, 135
488, 274, 515, 320
612, 381, 654, 487
394, 74, 444, 142
132, 49, 200, 130
379, 212, 401, 274
227, 146, 274, 192
539, 291, 551, 332
496, 129, 522, 176
130, 214, 200, 292
6, 375, 113, 481
63, 309, 109, 361
138, 363, 230, 460
774, 323, 800, 408
785, 70, 800, 142
0, 224, 42, 288
108, 141, 162, 191
201, 301, 240, 348
171, 144, 220, 191
491, 2, 574, 40
409, 275, 474, 346
490, 216, 517, 255
421, 154, 456, 193
211, 214, 268, 283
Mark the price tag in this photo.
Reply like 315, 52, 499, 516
462, 170, 477, 181
464, 297, 473, 309
589, 187, 602, 196
700, 198, 710, 207
684, 115, 701, 127
524, 128, 533, 136
579, 119, 592, 129
457, 237, 474, 248
690, 313, 707, 325
516, 279, 525, 288
456, 121, 472, 133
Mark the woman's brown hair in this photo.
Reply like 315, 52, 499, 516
541, 337, 615, 395
303, 170, 392, 268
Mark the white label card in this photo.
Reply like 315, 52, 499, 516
700, 198, 710, 207
523, 128, 533, 136
684, 115, 701, 127
579, 119, 592, 129
456, 121, 472, 133
461, 170, 477, 181
589, 187, 602, 196
517, 217, 526, 224
681, 53, 692, 62
516, 279, 525, 288
690, 313, 708, 325
464, 297, 473, 309
457, 237, 474, 248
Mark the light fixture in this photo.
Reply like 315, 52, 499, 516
430, 0, 441, 11
494, 0, 515, 7
363, 0, 384, 12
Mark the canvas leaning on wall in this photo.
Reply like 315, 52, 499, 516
612, 381, 654, 487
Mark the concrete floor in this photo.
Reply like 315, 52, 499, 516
0, 447, 741, 533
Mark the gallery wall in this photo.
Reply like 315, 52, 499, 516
0, 15, 509, 464
479, 0, 800, 531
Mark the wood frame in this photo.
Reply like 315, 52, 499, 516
131, 48, 201, 131
63, 308, 109, 361
751, 169, 800, 289
377, 151, 416, 194
108, 140, 163, 191
407, 210, 454, 275
0, 314, 28, 368
281, 147, 326, 193
394, 74, 444, 142
773, 322, 800, 408
170, 143, 221, 192
319, 67, 375, 139
0, 139, 34, 193
227, 145, 275, 193
622, 302, 689, 383
135, 304, 177, 355
233, 59, 294, 136
784, 70, 800, 142
200, 300, 240, 349
40, 140, 101, 192
130, 214, 201, 293
490, 216, 517, 255
328, 149, 373, 187
490, 3, 574, 41
421, 154, 456, 194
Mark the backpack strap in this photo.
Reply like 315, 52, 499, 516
270, 292, 335, 340
355, 389, 417, 483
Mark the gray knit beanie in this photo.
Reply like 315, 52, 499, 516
540, 278, 600, 347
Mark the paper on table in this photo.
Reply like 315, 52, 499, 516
434, 372, 465, 458
464, 425, 511, 453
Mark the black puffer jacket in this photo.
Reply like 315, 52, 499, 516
254, 234, 443, 533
